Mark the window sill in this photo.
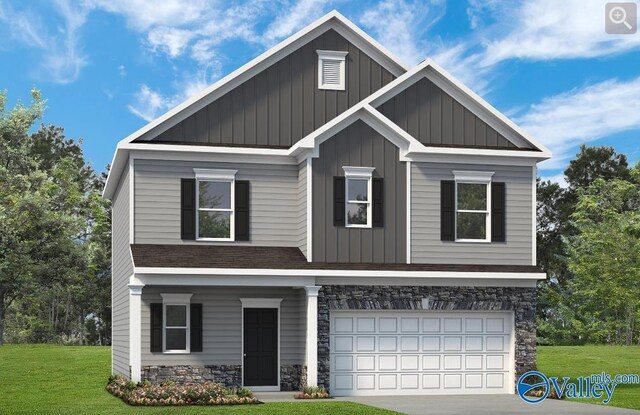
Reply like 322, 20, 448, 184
345, 224, 372, 229
162, 350, 191, 355
454, 239, 492, 244
196, 238, 235, 242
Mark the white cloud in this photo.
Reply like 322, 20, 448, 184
0, 0, 89, 84
86, 0, 209, 30
262, 0, 332, 46
128, 84, 169, 122
359, 0, 446, 66
541, 173, 568, 188
515, 77, 640, 170
479, 0, 640, 67
147, 27, 194, 58
118, 64, 126, 77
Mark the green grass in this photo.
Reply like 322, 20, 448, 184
0, 345, 398, 415
538, 345, 640, 410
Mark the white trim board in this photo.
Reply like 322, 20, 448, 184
134, 266, 546, 280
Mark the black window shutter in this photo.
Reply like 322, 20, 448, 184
372, 178, 384, 227
190, 304, 203, 352
491, 182, 506, 242
235, 181, 250, 241
150, 303, 163, 353
334, 177, 345, 226
181, 179, 196, 240
441, 181, 455, 241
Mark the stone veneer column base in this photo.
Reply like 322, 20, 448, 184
317, 285, 537, 392
141, 365, 242, 388
280, 365, 307, 391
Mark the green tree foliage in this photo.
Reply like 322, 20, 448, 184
567, 172, 640, 345
536, 145, 639, 345
0, 89, 110, 345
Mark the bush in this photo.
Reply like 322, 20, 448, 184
106, 376, 258, 406
295, 386, 330, 399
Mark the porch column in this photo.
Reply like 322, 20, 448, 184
129, 283, 144, 382
304, 286, 321, 387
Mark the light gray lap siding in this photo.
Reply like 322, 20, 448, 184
149, 29, 396, 147
112, 159, 133, 377
297, 161, 308, 258
411, 162, 534, 265
140, 286, 306, 366
312, 120, 407, 263
134, 159, 300, 245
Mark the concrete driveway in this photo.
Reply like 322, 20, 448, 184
337, 395, 640, 415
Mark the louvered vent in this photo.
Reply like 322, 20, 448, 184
317, 50, 347, 90
322, 59, 342, 86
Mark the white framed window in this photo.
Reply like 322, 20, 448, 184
317, 50, 348, 90
343, 166, 375, 228
194, 169, 237, 241
453, 171, 494, 242
161, 293, 193, 354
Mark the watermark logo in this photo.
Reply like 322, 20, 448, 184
606, 3, 637, 34
517, 371, 550, 404
518, 371, 640, 405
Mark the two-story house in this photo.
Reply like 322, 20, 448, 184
103, 11, 550, 396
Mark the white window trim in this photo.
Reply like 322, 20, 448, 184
317, 50, 348, 91
343, 166, 374, 228
160, 293, 193, 354
453, 170, 494, 243
194, 169, 237, 242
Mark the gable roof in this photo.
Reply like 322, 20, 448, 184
103, 13, 551, 199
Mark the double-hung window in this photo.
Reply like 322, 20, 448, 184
343, 167, 374, 228
453, 171, 494, 242
194, 169, 237, 241
161, 293, 192, 353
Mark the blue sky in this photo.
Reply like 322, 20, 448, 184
1, 0, 639, 185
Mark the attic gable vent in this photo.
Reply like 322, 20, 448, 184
317, 50, 348, 90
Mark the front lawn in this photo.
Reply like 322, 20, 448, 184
538, 345, 640, 410
0, 345, 397, 415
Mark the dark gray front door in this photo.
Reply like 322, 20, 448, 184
243, 308, 278, 386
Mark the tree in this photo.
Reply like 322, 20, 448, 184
536, 145, 635, 345
567, 170, 640, 345
0, 89, 110, 345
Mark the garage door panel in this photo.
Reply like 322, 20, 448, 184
330, 311, 513, 396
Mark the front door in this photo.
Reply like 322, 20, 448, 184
243, 308, 278, 387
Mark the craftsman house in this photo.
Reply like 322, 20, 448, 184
103, 11, 550, 396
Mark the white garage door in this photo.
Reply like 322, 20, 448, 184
330, 311, 513, 396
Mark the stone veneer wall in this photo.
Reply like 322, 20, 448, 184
280, 364, 307, 391
142, 365, 241, 387
317, 285, 536, 391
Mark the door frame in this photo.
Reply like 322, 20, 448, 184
240, 298, 282, 391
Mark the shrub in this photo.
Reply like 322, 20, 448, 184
295, 386, 330, 399
106, 375, 257, 406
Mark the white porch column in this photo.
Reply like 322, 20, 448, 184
304, 286, 321, 387
129, 283, 144, 382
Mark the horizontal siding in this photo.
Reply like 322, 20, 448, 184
141, 286, 306, 366
298, 161, 308, 258
378, 78, 522, 149
411, 162, 534, 265
112, 161, 133, 377
134, 159, 300, 246
151, 29, 396, 147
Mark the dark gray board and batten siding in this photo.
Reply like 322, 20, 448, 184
312, 120, 406, 263
378, 78, 530, 149
146, 29, 396, 147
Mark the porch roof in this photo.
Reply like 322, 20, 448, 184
130, 244, 542, 274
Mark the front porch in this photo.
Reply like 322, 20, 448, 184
128, 282, 321, 391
